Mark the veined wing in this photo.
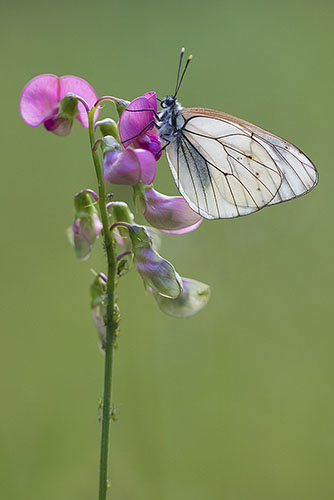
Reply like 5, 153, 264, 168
165, 107, 318, 219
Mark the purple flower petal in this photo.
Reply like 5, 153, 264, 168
142, 91, 158, 113
132, 149, 156, 185
59, 75, 98, 128
119, 92, 158, 148
133, 133, 162, 159
103, 148, 156, 186
20, 74, 59, 127
103, 149, 141, 185
44, 116, 72, 136
143, 188, 203, 234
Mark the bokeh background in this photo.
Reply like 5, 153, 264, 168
1, 0, 333, 499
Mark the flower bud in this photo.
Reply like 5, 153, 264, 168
115, 99, 131, 118
95, 118, 120, 141
67, 191, 102, 261
108, 201, 135, 250
108, 201, 135, 225
90, 273, 107, 347
127, 225, 182, 298
100, 135, 122, 155
151, 278, 211, 318
142, 187, 203, 234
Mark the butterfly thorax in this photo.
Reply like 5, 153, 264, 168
158, 97, 185, 144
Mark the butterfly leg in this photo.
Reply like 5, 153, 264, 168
121, 120, 160, 147
154, 140, 170, 159
124, 108, 160, 121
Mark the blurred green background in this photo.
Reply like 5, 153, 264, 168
1, 0, 333, 499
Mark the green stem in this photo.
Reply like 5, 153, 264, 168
88, 108, 117, 500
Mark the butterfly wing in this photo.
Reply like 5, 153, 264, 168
165, 107, 318, 219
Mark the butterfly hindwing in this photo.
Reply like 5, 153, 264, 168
165, 107, 318, 219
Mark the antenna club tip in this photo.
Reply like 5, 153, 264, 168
181, 47, 185, 52
188, 55, 193, 61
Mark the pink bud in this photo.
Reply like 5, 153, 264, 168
143, 187, 203, 234
67, 191, 102, 261
70, 213, 102, 261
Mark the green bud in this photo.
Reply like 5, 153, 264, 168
109, 201, 134, 224
100, 135, 122, 156
95, 118, 120, 142
74, 191, 99, 218
116, 99, 130, 118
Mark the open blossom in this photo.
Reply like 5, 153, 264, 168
20, 74, 98, 135
119, 92, 162, 158
142, 187, 203, 234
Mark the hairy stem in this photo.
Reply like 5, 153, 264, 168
88, 108, 117, 500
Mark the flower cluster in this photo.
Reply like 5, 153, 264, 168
20, 73, 210, 344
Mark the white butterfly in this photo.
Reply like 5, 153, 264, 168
157, 50, 318, 219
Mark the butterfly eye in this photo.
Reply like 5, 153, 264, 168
161, 96, 175, 108
166, 96, 175, 106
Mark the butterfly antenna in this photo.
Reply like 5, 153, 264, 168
174, 47, 185, 97
174, 52, 193, 98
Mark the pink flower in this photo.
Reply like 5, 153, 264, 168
119, 92, 162, 158
66, 191, 102, 261
103, 142, 156, 186
143, 187, 203, 234
70, 214, 103, 261
20, 74, 98, 135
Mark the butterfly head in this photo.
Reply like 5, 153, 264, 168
161, 96, 176, 109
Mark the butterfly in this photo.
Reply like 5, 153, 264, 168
157, 49, 318, 219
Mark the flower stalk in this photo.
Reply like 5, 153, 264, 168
88, 107, 117, 500
20, 76, 211, 500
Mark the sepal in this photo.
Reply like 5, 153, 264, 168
127, 225, 182, 298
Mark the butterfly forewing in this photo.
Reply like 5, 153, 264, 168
165, 107, 318, 219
